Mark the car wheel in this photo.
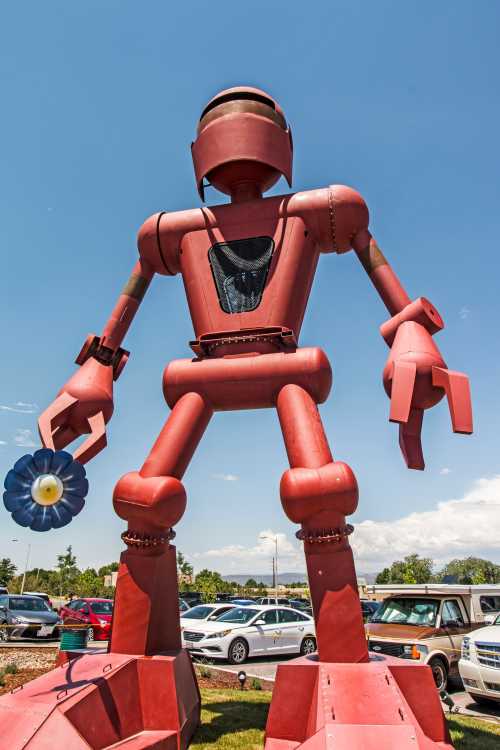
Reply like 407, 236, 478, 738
429, 657, 448, 691
300, 636, 317, 656
227, 637, 248, 665
87, 627, 94, 642
0, 623, 10, 642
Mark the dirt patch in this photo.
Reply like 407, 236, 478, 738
195, 665, 274, 692
0, 668, 51, 696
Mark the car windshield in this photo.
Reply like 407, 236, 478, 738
370, 598, 438, 626
90, 601, 113, 615
8, 597, 50, 612
494, 614, 500, 625
216, 607, 260, 624
182, 606, 215, 619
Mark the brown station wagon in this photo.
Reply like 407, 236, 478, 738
365, 584, 500, 690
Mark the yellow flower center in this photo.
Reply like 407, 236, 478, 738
31, 474, 63, 506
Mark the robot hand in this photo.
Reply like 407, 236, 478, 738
38, 357, 115, 465
382, 320, 472, 469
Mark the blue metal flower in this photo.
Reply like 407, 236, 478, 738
3, 448, 88, 531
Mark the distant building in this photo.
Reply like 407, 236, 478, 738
104, 572, 118, 588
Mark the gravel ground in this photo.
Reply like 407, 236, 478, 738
0, 647, 58, 671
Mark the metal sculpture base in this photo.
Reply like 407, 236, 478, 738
265, 654, 453, 749
0, 649, 200, 749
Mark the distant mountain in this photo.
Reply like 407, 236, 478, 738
222, 571, 377, 586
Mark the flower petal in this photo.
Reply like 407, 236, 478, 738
30, 506, 53, 532
60, 461, 86, 482
12, 501, 38, 527
4, 470, 32, 492
51, 450, 74, 476
50, 504, 73, 528
60, 493, 85, 516
62, 478, 89, 497
32, 448, 53, 474
13, 455, 38, 481
3, 490, 31, 513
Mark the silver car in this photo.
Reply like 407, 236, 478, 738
0, 594, 60, 640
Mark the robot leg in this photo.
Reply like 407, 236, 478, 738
276, 383, 367, 663
111, 391, 213, 655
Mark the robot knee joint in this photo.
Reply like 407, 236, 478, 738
280, 461, 358, 524
113, 471, 186, 529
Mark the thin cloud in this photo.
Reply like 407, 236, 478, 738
14, 429, 37, 448
192, 477, 500, 574
0, 440, 7, 446
211, 473, 239, 482
0, 401, 38, 414
459, 307, 470, 320
440, 467, 452, 475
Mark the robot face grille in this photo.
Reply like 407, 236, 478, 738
208, 236, 274, 314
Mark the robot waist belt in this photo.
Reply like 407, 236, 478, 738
163, 347, 332, 411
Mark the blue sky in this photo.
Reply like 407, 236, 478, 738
1, 1, 499, 578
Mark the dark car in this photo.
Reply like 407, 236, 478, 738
289, 598, 312, 615
361, 600, 380, 622
181, 592, 203, 607
59, 598, 113, 641
0, 594, 60, 641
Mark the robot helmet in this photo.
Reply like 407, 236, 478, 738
191, 86, 293, 200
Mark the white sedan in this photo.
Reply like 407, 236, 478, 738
180, 603, 236, 626
181, 604, 316, 664
459, 616, 500, 705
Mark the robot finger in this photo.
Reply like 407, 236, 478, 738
52, 425, 79, 450
38, 392, 78, 450
389, 360, 417, 424
399, 407, 424, 470
432, 367, 473, 435
73, 411, 107, 465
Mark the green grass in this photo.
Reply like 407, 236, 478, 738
192, 689, 270, 749
192, 689, 500, 749
449, 715, 500, 749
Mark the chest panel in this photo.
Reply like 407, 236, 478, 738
179, 214, 319, 340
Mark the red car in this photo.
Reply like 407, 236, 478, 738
59, 597, 113, 641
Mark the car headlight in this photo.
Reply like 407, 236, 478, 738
10, 616, 22, 624
462, 637, 470, 661
98, 619, 108, 628
206, 630, 232, 639
402, 644, 428, 660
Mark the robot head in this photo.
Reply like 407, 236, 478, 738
191, 86, 293, 200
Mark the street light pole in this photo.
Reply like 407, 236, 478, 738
12, 540, 31, 595
260, 533, 279, 599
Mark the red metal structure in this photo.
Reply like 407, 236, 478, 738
0, 87, 472, 748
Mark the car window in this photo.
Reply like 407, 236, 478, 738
90, 601, 113, 615
217, 607, 259, 624
0, 596, 8, 608
260, 610, 278, 625
277, 609, 299, 623
371, 598, 438, 626
182, 605, 215, 619
480, 596, 500, 613
442, 600, 464, 625
278, 599, 290, 605
296, 612, 310, 621
8, 597, 50, 612
69, 600, 82, 610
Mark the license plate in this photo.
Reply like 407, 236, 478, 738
185, 640, 195, 648
37, 625, 54, 637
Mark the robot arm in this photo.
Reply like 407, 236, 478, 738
38, 257, 155, 465
352, 230, 472, 469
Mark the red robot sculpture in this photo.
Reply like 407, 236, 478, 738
1, 87, 472, 749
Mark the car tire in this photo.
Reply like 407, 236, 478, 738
429, 657, 448, 691
227, 637, 249, 665
0, 623, 10, 642
300, 636, 317, 656
87, 627, 94, 642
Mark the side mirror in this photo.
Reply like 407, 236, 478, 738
443, 619, 460, 628
254, 619, 266, 626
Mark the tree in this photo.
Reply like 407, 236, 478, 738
438, 557, 500, 585
0, 558, 17, 587
98, 562, 119, 577
245, 578, 258, 589
177, 552, 194, 591
194, 569, 225, 603
375, 555, 434, 584
55, 546, 80, 596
